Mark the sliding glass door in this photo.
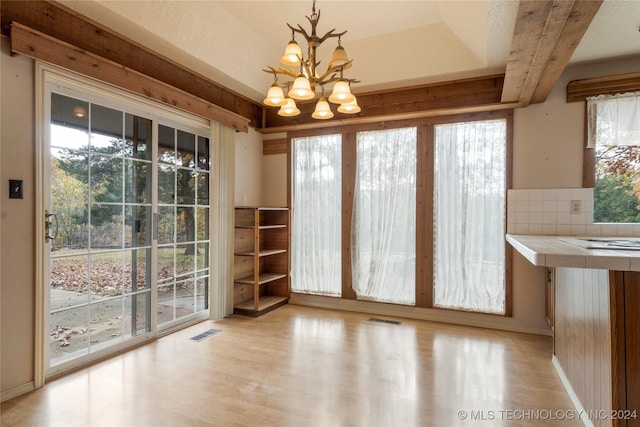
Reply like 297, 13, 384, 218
49, 93, 153, 366
46, 83, 211, 373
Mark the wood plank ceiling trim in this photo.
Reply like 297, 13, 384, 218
260, 100, 521, 134
3, 0, 596, 134
567, 72, 640, 102
263, 139, 288, 156
0, 0, 262, 129
10, 23, 250, 133
501, 0, 603, 106
261, 75, 517, 133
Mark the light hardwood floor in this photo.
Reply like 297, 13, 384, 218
1, 305, 581, 427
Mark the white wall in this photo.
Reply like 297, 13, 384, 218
513, 56, 640, 189
234, 127, 263, 207
261, 153, 287, 207
235, 131, 287, 208
1, 38, 36, 396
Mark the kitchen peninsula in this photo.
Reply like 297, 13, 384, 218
507, 235, 639, 427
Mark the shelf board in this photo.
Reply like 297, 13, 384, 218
234, 249, 287, 257
234, 273, 288, 285
233, 295, 288, 317
235, 224, 287, 229
235, 206, 288, 210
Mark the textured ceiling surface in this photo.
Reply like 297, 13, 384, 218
60, 0, 640, 103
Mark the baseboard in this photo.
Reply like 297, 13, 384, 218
552, 356, 593, 427
290, 293, 552, 336
1, 381, 35, 403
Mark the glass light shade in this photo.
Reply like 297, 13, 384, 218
328, 80, 355, 104
277, 98, 301, 117
263, 83, 287, 106
73, 106, 87, 118
328, 45, 350, 69
312, 97, 334, 120
280, 40, 302, 67
337, 97, 361, 114
289, 76, 315, 100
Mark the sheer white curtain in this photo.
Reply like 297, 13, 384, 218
433, 119, 506, 314
352, 128, 416, 305
291, 135, 342, 296
587, 92, 640, 148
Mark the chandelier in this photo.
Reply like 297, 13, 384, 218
262, 0, 361, 119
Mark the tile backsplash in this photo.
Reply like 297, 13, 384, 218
507, 188, 640, 237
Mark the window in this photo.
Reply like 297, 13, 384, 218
433, 120, 507, 314
352, 128, 417, 305
288, 112, 512, 315
588, 92, 640, 223
291, 134, 342, 296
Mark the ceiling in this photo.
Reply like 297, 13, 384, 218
59, 0, 640, 104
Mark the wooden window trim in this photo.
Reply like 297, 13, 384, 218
567, 72, 640, 103
583, 107, 596, 188
341, 131, 357, 300
286, 110, 514, 316
415, 124, 433, 307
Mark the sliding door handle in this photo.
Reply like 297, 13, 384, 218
45, 211, 58, 242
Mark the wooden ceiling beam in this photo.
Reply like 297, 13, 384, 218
501, 0, 602, 105
501, 0, 555, 104
531, 0, 603, 103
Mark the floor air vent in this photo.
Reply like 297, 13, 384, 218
190, 329, 221, 342
368, 317, 402, 325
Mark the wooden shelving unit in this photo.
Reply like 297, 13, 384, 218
233, 207, 290, 316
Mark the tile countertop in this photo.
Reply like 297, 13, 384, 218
506, 234, 640, 271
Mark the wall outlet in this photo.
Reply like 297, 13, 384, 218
570, 200, 582, 214
242, 195, 248, 206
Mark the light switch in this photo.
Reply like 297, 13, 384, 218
9, 179, 23, 199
